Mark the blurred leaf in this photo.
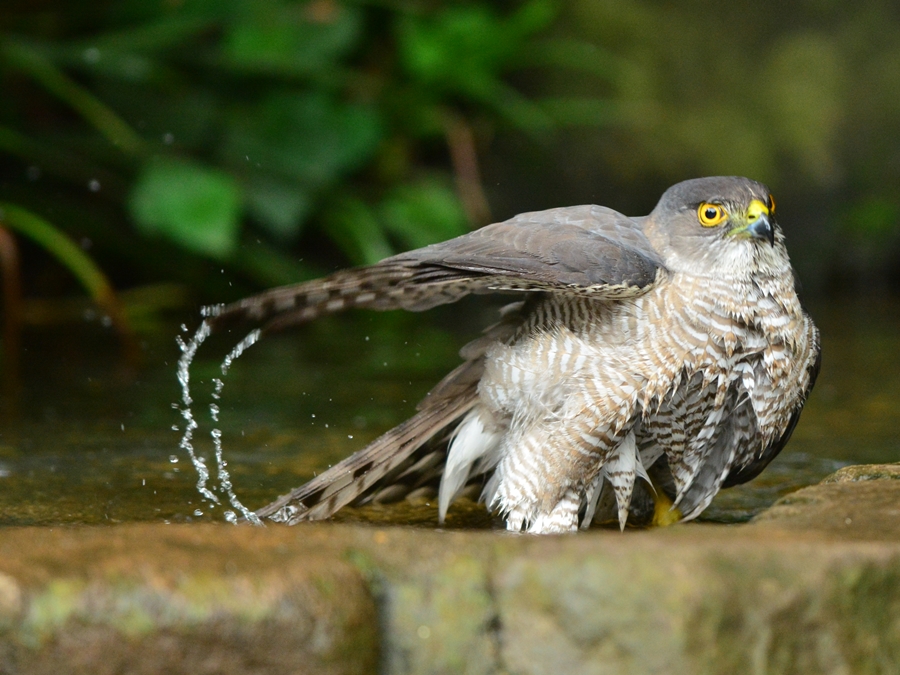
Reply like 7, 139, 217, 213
223, 1, 362, 76
396, 1, 557, 133
222, 91, 383, 187
50, 16, 214, 83
101, 88, 221, 151
2, 38, 147, 157
245, 175, 312, 239
325, 196, 394, 266
70, 16, 214, 53
398, 0, 555, 100
129, 158, 242, 258
380, 180, 468, 250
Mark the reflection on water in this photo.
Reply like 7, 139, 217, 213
0, 296, 897, 528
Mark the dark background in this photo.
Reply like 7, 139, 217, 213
1, 0, 899, 377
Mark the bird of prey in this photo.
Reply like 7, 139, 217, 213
202, 176, 820, 534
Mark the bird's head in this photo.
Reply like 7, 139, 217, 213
645, 176, 790, 278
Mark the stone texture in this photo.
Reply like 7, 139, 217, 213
0, 526, 379, 675
821, 463, 900, 484
359, 530, 498, 675
751, 475, 900, 541
1, 469, 900, 674
493, 532, 900, 675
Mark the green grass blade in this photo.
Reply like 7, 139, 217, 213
0, 202, 137, 360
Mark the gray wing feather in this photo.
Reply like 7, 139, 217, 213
206, 205, 664, 334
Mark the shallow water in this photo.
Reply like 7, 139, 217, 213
0, 296, 897, 528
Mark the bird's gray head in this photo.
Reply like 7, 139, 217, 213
644, 176, 789, 278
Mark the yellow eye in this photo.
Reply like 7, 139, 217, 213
768, 194, 776, 214
697, 202, 727, 227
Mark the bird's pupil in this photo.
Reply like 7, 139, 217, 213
705, 207, 718, 220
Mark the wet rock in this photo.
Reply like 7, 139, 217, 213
0, 526, 378, 675
821, 463, 900, 484
753, 467, 900, 540
1, 481, 900, 675
358, 529, 498, 675
493, 531, 900, 674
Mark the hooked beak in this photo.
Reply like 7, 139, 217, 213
745, 214, 774, 246
729, 199, 774, 246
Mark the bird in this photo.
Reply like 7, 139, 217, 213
202, 176, 820, 534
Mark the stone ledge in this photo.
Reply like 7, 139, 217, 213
752, 469, 900, 540
1, 476, 899, 674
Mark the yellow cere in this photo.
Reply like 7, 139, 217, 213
746, 199, 770, 222
697, 202, 728, 227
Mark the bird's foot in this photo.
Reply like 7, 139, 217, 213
651, 489, 682, 527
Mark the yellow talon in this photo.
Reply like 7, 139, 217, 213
651, 485, 683, 527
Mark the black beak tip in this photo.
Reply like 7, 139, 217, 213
748, 216, 775, 246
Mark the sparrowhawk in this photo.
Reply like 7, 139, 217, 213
201, 176, 820, 534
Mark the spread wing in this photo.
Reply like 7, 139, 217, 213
204, 205, 665, 333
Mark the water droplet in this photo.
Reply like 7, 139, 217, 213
163, 132, 174, 145
194, 509, 203, 517
88, 179, 101, 192
83, 47, 100, 63
169, 455, 179, 463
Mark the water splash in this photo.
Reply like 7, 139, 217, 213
176, 320, 262, 525
211, 330, 263, 524
176, 320, 219, 505
221, 329, 261, 374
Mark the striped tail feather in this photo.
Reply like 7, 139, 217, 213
254, 383, 480, 524
247, 299, 525, 524
203, 262, 485, 336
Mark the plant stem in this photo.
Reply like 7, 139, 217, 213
0, 225, 22, 407
0, 202, 140, 364
2, 39, 147, 158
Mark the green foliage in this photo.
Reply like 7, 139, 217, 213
130, 158, 242, 258
380, 180, 468, 251
222, 1, 363, 76
0, 0, 603, 293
